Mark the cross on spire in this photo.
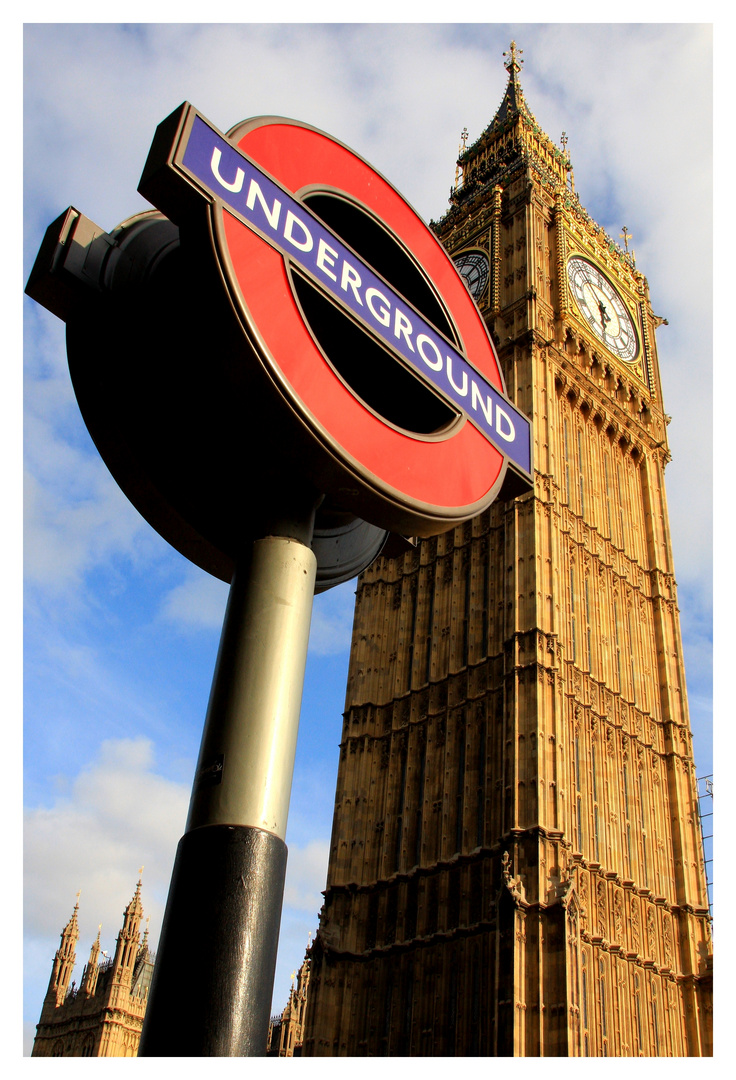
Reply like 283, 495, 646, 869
503, 41, 523, 77
620, 226, 636, 265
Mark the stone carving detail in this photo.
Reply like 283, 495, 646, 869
652, 754, 660, 784
573, 706, 581, 737
631, 896, 640, 953
647, 906, 657, 960
614, 890, 623, 944
596, 879, 607, 938
663, 912, 674, 968
606, 724, 614, 755
502, 850, 524, 902
579, 873, 588, 932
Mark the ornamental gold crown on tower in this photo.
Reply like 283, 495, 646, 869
301, 42, 712, 1058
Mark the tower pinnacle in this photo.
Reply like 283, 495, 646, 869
503, 40, 523, 77
46, 895, 81, 1005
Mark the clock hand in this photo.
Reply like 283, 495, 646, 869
598, 299, 610, 335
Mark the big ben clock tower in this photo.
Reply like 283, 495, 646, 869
303, 44, 712, 1057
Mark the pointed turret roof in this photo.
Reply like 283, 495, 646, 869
436, 40, 573, 227
487, 41, 538, 132
60, 894, 81, 951
125, 875, 144, 919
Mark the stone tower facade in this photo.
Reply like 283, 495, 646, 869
32, 878, 154, 1057
303, 44, 712, 1056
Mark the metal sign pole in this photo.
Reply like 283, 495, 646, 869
138, 515, 317, 1056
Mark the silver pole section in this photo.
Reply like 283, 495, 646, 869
139, 531, 317, 1057
187, 534, 317, 838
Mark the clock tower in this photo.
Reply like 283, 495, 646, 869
302, 43, 712, 1056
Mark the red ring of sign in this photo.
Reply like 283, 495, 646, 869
216, 118, 505, 516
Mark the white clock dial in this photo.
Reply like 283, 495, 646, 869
567, 256, 639, 364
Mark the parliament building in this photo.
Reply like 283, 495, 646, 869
301, 44, 713, 1056
31, 878, 154, 1057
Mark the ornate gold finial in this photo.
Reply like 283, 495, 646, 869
620, 226, 636, 265
560, 132, 576, 194
454, 127, 469, 190
503, 41, 523, 76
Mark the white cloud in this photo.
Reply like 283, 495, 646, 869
283, 839, 330, 914
24, 737, 188, 941
159, 568, 229, 630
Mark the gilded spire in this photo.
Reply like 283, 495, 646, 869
441, 41, 575, 221
490, 40, 536, 129
503, 40, 523, 77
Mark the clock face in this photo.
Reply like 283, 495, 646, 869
567, 256, 639, 364
453, 250, 489, 302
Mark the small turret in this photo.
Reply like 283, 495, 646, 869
80, 925, 102, 996
46, 894, 80, 1006
111, 872, 144, 986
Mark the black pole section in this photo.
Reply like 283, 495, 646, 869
137, 824, 287, 1056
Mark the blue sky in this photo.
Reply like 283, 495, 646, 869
20, 18, 714, 1059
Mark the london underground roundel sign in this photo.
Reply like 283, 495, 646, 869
139, 103, 532, 538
